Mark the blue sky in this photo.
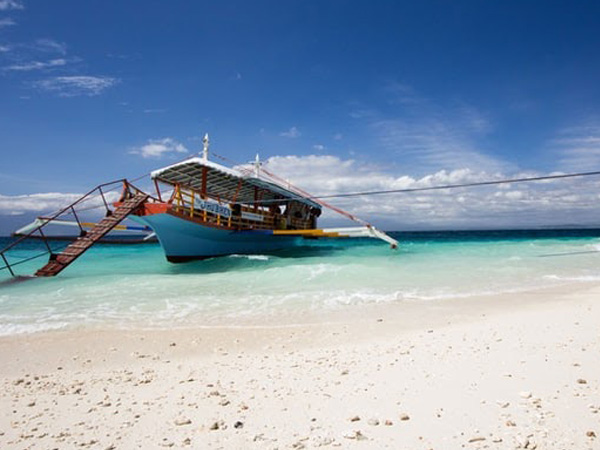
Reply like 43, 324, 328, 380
2, 1, 600, 232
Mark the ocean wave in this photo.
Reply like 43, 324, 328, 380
543, 274, 600, 282
0, 321, 69, 337
229, 254, 271, 261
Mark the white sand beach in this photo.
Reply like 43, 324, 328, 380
1, 284, 599, 449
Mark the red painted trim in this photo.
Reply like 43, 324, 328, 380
114, 202, 170, 216
144, 203, 170, 215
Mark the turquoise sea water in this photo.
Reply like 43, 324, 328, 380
1, 230, 600, 335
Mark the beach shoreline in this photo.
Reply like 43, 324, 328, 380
1, 283, 599, 449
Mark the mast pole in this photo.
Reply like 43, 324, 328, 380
202, 133, 210, 160
254, 153, 261, 177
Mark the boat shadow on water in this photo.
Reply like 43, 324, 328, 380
164, 244, 343, 274
0, 275, 36, 287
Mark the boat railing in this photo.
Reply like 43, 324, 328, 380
170, 184, 311, 231
0, 179, 156, 277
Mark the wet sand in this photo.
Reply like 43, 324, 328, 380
1, 284, 599, 449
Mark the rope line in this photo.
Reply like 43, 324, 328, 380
228, 169, 600, 205
313, 170, 600, 200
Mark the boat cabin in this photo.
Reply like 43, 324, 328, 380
150, 154, 322, 232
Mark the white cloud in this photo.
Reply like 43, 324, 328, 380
0, 191, 122, 221
5, 58, 66, 71
130, 137, 189, 159
262, 154, 600, 229
383, 82, 421, 105
0, 193, 84, 216
0, 17, 16, 28
0, 0, 23, 10
350, 82, 506, 175
313, 144, 325, 151
32, 75, 119, 97
0, 44, 10, 52
1, 39, 67, 57
349, 109, 375, 119
371, 117, 506, 173
106, 53, 133, 60
552, 123, 600, 171
264, 155, 490, 198
455, 104, 493, 134
279, 126, 301, 138
32, 38, 67, 55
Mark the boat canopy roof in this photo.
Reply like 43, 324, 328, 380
151, 157, 321, 209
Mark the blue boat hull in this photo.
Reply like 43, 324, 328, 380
132, 213, 299, 261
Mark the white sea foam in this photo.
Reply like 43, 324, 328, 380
0, 321, 69, 336
543, 274, 600, 282
229, 254, 270, 261
306, 263, 340, 281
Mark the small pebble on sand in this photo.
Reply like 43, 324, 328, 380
209, 421, 226, 431
343, 430, 366, 440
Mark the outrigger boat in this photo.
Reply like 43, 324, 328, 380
125, 135, 398, 262
1, 134, 397, 277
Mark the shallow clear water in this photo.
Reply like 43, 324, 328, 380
1, 230, 600, 335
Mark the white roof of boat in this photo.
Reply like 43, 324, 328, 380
151, 157, 321, 208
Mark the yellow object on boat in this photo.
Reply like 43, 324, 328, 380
273, 226, 399, 248
273, 229, 342, 238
